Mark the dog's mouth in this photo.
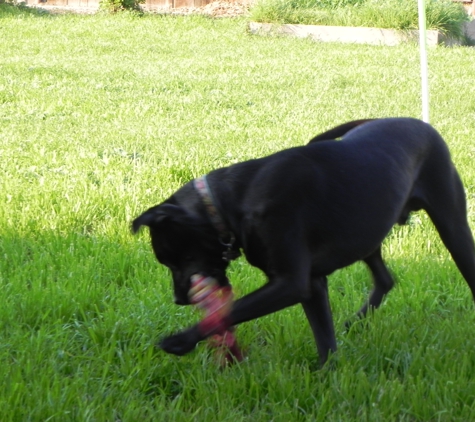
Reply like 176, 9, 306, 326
174, 271, 229, 306
173, 281, 192, 306
174, 296, 189, 306
173, 273, 205, 305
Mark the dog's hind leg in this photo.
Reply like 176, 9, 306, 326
358, 247, 395, 317
344, 248, 395, 328
421, 176, 475, 300
301, 276, 337, 366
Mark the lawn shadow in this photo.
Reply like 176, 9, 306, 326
0, 2, 55, 18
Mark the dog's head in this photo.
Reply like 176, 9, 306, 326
132, 203, 230, 305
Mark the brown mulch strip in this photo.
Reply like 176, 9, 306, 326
30, 1, 250, 17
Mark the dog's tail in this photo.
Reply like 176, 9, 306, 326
308, 119, 375, 144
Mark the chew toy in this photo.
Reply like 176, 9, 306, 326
189, 274, 243, 366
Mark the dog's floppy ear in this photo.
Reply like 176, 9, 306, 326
131, 204, 193, 234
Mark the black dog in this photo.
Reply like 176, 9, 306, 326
133, 117, 475, 365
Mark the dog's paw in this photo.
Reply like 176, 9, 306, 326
159, 329, 201, 356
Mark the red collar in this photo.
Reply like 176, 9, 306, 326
194, 175, 239, 262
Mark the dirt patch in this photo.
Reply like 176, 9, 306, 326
30, 0, 250, 16
144, 0, 250, 17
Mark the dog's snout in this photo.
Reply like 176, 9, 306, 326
174, 296, 189, 306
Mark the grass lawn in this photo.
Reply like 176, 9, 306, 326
1, 5, 475, 421
250, 0, 470, 40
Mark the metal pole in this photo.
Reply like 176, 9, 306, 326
418, 0, 430, 123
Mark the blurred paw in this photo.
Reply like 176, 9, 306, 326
159, 329, 200, 356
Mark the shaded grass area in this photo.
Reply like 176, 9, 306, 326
250, 0, 470, 39
1, 7, 475, 421
3, 229, 475, 421
0, 1, 50, 16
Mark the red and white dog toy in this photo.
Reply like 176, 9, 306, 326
189, 274, 243, 366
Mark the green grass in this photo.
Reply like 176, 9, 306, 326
250, 0, 470, 39
1, 4, 475, 420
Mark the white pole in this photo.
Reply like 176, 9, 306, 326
418, 0, 430, 123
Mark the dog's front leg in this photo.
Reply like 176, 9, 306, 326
229, 276, 309, 324
160, 275, 308, 356
160, 325, 204, 356
230, 276, 337, 365
301, 276, 337, 366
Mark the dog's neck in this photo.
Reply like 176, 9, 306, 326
194, 175, 240, 262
